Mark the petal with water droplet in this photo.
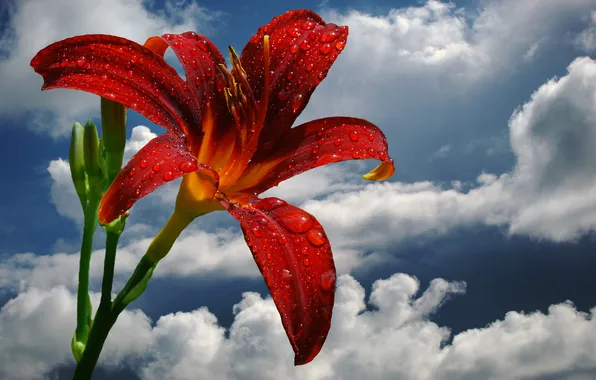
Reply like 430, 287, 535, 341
30, 34, 201, 135
98, 132, 218, 224
230, 117, 394, 195
239, 11, 349, 154
220, 194, 335, 366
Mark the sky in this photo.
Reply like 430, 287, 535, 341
1, 0, 596, 379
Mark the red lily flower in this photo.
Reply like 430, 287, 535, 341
31, 10, 394, 365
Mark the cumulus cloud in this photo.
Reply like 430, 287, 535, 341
0, 0, 221, 136
306, 56, 596, 246
2, 273, 596, 380
0, 286, 152, 380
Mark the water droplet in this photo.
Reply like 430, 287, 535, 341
139, 159, 148, 169
368, 148, 377, 157
198, 40, 209, 51
335, 40, 346, 51
306, 228, 326, 247
299, 41, 310, 51
290, 45, 299, 53
252, 227, 262, 237
149, 172, 155, 179
281, 269, 292, 280
288, 28, 301, 37
318, 71, 327, 80
302, 20, 316, 30
180, 161, 198, 173
163, 171, 174, 181
76, 57, 85, 67
302, 258, 311, 266
334, 139, 342, 146
127, 70, 133, 78
60, 60, 68, 68
153, 163, 161, 172
349, 131, 359, 141
301, 246, 310, 256
379, 151, 387, 160
319, 43, 333, 55
291, 94, 304, 114
320, 270, 336, 291
306, 63, 314, 71
320, 30, 340, 43
367, 134, 375, 141
255, 197, 287, 211
287, 71, 294, 80
128, 168, 137, 177
272, 208, 314, 233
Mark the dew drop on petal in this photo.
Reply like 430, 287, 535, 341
299, 41, 311, 51
273, 208, 314, 233
306, 228, 326, 247
291, 94, 304, 114
163, 171, 174, 181
302, 20, 316, 30
139, 159, 148, 169
255, 197, 287, 211
335, 40, 346, 51
180, 161, 198, 173
153, 163, 161, 172
302, 258, 311, 266
349, 131, 359, 141
128, 168, 137, 177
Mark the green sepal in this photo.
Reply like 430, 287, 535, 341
69, 122, 88, 208
120, 263, 156, 306
101, 98, 126, 185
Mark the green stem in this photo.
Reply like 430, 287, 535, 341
71, 210, 195, 379
75, 199, 99, 345
101, 226, 121, 306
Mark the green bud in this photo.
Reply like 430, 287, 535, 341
83, 120, 102, 179
71, 334, 85, 363
69, 122, 87, 208
101, 98, 126, 185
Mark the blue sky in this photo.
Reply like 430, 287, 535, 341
2, 0, 596, 379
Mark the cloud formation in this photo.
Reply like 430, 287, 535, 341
2, 273, 596, 380
0, 0, 221, 136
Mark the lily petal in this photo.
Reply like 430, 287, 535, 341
221, 194, 336, 365
231, 117, 394, 194
240, 10, 349, 151
30, 34, 201, 135
98, 132, 218, 224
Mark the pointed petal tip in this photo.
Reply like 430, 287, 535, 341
362, 160, 395, 181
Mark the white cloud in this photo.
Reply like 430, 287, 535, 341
0, 286, 153, 380
3, 273, 596, 380
305, 56, 596, 246
0, 0, 221, 136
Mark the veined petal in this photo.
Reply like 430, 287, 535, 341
30, 34, 201, 135
98, 132, 217, 224
221, 194, 336, 365
231, 117, 395, 194
149, 33, 238, 171
240, 10, 348, 152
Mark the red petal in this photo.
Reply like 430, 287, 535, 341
158, 33, 236, 167
231, 117, 395, 194
240, 10, 348, 151
222, 194, 336, 365
30, 34, 201, 135
98, 133, 218, 224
